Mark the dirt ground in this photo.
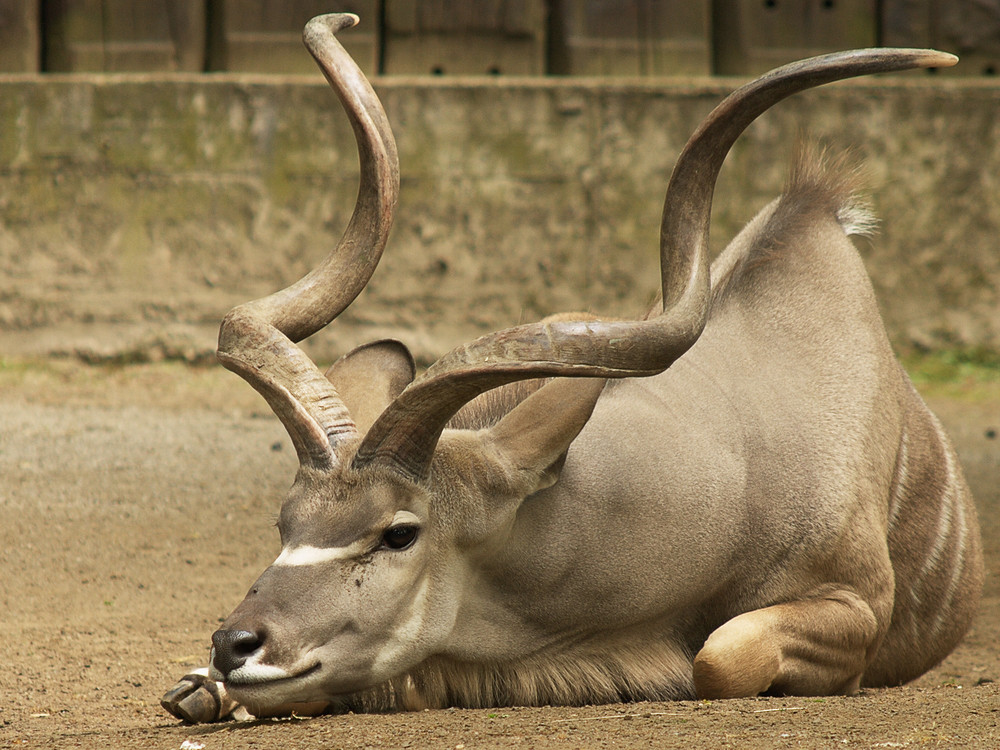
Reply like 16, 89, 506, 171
1, 360, 997, 749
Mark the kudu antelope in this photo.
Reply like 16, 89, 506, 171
162, 13, 983, 723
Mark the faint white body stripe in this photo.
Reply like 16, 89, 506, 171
925, 417, 969, 638
918, 416, 960, 582
911, 416, 968, 639
886, 424, 908, 531
929, 488, 967, 639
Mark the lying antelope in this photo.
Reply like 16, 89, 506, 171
162, 13, 983, 723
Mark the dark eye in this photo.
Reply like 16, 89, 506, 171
382, 525, 418, 550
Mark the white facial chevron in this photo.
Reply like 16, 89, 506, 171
272, 541, 368, 567
271, 512, 421, 568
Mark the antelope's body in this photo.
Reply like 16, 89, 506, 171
396, 158, 981, 707
161, 13, 983, 723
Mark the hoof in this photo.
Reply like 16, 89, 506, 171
161, 668, 240, 724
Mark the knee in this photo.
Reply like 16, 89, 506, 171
693, 616, 780, 699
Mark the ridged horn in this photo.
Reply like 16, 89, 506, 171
216, 13, 400, 469
353, 47, 957, 481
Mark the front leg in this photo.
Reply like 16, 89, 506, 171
161, 667, 332, 723
161, 668, 245, 723
693, 586, 881, 699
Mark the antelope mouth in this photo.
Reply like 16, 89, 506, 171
222, 661, 328, 714
224, 661, 322, 689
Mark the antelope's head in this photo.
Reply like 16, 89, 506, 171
206, 13, 955, 714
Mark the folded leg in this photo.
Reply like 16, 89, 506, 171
693, 586, 881, 699
161, 668, 245, 723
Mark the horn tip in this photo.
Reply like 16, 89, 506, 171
931, 50, 959, 68
893, 47, 959, 69
304, 13, 361, 45
887, 48, 958, 69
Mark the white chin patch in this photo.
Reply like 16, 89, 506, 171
226, 662, 295, 685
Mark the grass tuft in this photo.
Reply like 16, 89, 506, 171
902, 348, 1000, 403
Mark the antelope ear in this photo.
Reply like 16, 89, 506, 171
324, 340, 415, 434
486, 377, 606, 494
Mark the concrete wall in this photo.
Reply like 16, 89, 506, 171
1, 72, 999, 366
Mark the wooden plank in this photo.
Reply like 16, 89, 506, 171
550, 0, 711, 76
382, 0, 546, 75
44, 0, 104, 71
209, 0, 379, 75
882, 0, 1000, 76
713, 0, 876, 76
0, 0, 40, 72
44, 0, 205, 72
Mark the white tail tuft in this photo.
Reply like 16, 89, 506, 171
837, 195, 879, 238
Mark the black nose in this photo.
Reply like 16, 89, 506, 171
211, 629, 264, 677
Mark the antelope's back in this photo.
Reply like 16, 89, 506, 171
572, 148, 982, 674
695, 150, 982, 680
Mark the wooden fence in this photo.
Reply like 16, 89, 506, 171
2, 0, 999, 76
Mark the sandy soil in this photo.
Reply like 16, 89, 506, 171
1, 361, 997, 749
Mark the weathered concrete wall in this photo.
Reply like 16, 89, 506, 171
1, 73, 999, 365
